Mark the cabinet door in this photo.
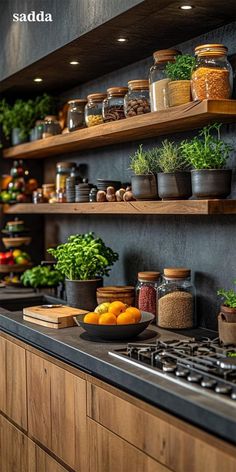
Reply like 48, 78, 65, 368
27, 351, 87, 472
0, 414, 28, 472
0, 336, 27, 430
28, 439, 68, 472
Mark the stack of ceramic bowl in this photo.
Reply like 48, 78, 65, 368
97, 179, 121, 192
96, 286, 135, 306
66, 176, 76, 202
75, 182, 91, 202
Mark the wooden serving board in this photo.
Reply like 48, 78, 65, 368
23, 304, 88, 329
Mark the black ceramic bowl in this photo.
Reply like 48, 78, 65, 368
74, 311, 154, 340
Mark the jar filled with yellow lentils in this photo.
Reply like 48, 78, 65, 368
85, 93, 107, 127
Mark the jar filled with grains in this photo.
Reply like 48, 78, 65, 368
149, 49, 181, 111
191, 44, 233, 101
85, 93, 107, 127
136, 271, 161, 318
103, 87, 128, 122
157, 268, 196, 329
124, 80, 150, 117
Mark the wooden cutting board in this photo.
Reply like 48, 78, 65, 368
23, 304, 88, 329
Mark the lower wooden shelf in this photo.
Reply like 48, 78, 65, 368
3, 200, 236, 215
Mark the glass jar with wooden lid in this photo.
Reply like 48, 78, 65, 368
124, 80, 150, 117
56, 162, 76, 193
157, 268, 196, 329
42, 116, 61, 138
85, 93, 107, 127
135, 271, 161, 317
149, 49, 181, 111
67, 99, 87, 132
191, 44, 233, 100
102, 87, 128, 122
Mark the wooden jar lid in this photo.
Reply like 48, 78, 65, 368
164, 268, 191, 278
138, 271, 160, 282
107, 87, 128, 96
68, 98, 87, 104
128, 80, 149, 90
195, 44, 228, 56
153, 49, 181, 63
87, 93, 107, 101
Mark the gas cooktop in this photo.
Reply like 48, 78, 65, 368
109, 338, 236, 403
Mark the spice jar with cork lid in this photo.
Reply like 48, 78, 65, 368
102, 87, 128, 122
124, 80, 150, 117
157, 268, 196, 329
85, 93, 107, 127
135, 271, 161, 318
149, 49, 181, 111
191, 44, 233, 100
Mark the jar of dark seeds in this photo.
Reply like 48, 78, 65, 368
124, 80, 150, 117
157, 268, 196, 329
102, 87, 128, 122
135, 271, 160, 318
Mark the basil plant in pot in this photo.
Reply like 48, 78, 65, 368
48, 233, 119, 311
129, 144, 159, 200
165, 54, 196, 107
180, 123, 233, 199
217, 282, 236, 322
157, 140, 191, 200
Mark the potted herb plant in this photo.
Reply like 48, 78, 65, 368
180, 123, 233, 199
165, 54, 196, 107
21, 265, 64, 295
130, 145, 159, 200
48, 233, 118, 311
157, 140, 191, 199
217, 282, 236, 322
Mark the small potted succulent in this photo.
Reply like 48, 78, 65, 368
217, 282, 236, 322
180, 123, 233, 199
48, 232, 118, 311
130, 145, 159, 200
157, 140, 191, 200
165, 54, 196, 107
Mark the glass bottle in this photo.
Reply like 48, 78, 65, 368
135, 271, 160, 317
102, 87, 128, 122
85, 93, 107, 127
124, 80, 150, 117
67, 99, 87, 131
56, 162, 76, 193
149, 49, 181, 111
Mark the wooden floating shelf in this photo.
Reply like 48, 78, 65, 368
3, 100, 236, 160
4, 200, 236, 216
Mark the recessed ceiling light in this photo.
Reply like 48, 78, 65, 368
34, 77, 43, 82
117, 38, 127, 42
180, 5, 193, 10
69, 61, 80, 65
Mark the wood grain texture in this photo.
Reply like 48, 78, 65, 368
0, 337, 6, 416
3, 100, 236, 159
23, 304, 87, 329
27, 439, 68, 472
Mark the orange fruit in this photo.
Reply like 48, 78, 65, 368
98, 312, 117, 325
125, 307, 141, 323
83, 312, 100, 324
108, 301, 127, 317
117, 311, 136, 325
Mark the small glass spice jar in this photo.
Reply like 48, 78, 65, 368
191, 44, 233, 100
56, 162, 76, 193
67, 99, 87, 132
33, 188, 45, 204
157, 268, 196, 329
42, 116, 61, 138
103, 87, 128, 122
124, 80, 150, 117
149, 49, 181, 111
135, 271, 160, 318
85, 93, 107, 127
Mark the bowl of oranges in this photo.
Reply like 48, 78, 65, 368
74, 300, 154, 340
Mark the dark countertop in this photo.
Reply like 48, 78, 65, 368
0, 297, 236, 446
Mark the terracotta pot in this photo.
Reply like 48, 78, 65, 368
131, 174, 158, 200
65, 278, 103, 311
157, 172, 192, 200
168, 80, 191, 107
191, 169, 232, 199
97, 286, 135, 306
220, 304, 236, 322
218, 312, 236, 346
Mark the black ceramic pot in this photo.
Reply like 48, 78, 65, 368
65, 278, 103, 311
157, 172, 192, 200
191, 169, 232, 199
11, 128, 28, 146
131, 174, 158, 200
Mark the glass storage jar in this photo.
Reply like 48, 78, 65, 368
67, 99, 87, 132
157, 268, 196, 329
124, 80, 150, 117
102, 87, 128, 122
191, 44, 233, 100
135, 271, 160, 317
149, 49, 181, 111
85, 93, 106, 127
42, 116, 61, 138
56, 162, 76, 193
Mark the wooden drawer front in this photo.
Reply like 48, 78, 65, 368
28, 439, 68, 472
27, 351, 87, 471
88, 418, 170, 472
0, 337, 27, 430
87, 382, 236, 472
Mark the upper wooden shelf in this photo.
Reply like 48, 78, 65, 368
3, 200, 236, 216
3, 100, 236, 160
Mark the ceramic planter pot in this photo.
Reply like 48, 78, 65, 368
168, 80, 191, 107
218, 312, 236, 346
191, 169, 232, 199
219, 304, 236, 323
131, 174, 158, 200
65, 278, 103, 311
11, 128, 28, 146
157, 172, 192, 200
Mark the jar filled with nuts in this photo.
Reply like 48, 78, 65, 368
149, 49, 181, 111
191, 44, 233, 100
85, 93, 107, 127
157, 268, 196, 329
124, 80, 150, 117
102, 87, 128, 122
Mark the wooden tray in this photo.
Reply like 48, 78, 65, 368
23, 304, 88, 329
0, 263, 32, 273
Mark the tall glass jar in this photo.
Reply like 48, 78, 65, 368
56, 162, 76, 193
85, 93, 107, 127
149, 49, 181, 111
67, 99, 87, 131
42, 116, 61, 138
102, 87, 128, 122
124, 80, 150, 117
157, 268, 196, 329
191, 44, 233, 100
135, 271, 160, 317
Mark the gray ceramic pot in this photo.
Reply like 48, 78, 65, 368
131, 174, 158, 200
191, 169, 232, 199
65, 278, 103, 311
157, 172, 192, 200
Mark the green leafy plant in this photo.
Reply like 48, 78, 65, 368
217, 281, 236, 308
21, 265, 64, 288
129, 145, 160, 175
158, 140, 190, 173
47, 232, 119, 281
165, 54, 196, 81
34, 94, 56, 120
180, 123, 233, 170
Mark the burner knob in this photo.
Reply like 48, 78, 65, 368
201, 378, 217, 389
187, 373, 202, 383
162, 363, 176, 373
217, 358, 236, 370
231, 391, 236, 400
175, 368, 189, 378
215, 384, 232, 395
